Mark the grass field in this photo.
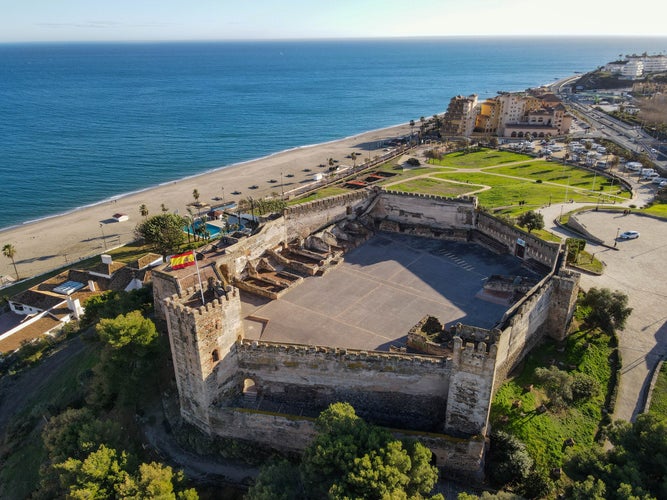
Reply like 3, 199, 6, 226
428, 149, 530, 168
388, 178, 473, 197
648, 362, 667, 418
490, 327, 615, 471
290, 149, 633, 220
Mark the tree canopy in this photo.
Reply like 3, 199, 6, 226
134, 213, 187, 256
516, 210, 544, 233
565, 413, 667, 500
580, 287, 633, 333
95, 310, 157, 352
53, 444, 198, 500
246, 402, 442, 500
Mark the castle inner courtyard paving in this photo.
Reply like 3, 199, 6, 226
241, 233, 543, 351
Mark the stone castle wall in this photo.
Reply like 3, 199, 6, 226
372, 191, 477, 231
477, 211, 561, 268
284, 190, 375, 239
208, 406, 487, 479
491, 269, 578, 385
234, 339, 453, 431
156, 190, 580, 480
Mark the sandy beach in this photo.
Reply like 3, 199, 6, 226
0, 123, 414, 280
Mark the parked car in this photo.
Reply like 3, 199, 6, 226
642, 172, 660, 180
620, 231, 640, 240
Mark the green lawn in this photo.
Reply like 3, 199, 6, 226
428, 149, 530, 168
648, 362, 667, 418
490, 162, 630, 197
490, 328, 615, 470
434, 171, 627, 216
285, 148, 635, 227
388, 178, 473, 197
643, 202, 667, 218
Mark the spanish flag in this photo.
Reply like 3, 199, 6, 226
170, 250, 196, 269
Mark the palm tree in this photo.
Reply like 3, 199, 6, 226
139, 204, 149, 219
2, 243, 19, 280
186, 207, 198, 242
409, 119, 415, 144
193, 189, 200, 204
161, 203, 169, 213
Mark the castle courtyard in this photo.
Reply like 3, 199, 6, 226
240, 232, 544, 351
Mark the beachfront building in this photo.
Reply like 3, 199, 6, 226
635, 55, 667, 73
606, 55, 667, 78
457, 89, 572, 139
474, 98, 500, 136
441, 94, 478, 138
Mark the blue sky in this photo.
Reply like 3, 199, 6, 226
0, 0, 665, 43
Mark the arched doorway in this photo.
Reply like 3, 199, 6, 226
243, 378, 258, 402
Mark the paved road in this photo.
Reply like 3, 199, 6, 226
537, 174, 667, 421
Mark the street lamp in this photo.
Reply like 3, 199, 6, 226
614, 227, 620, 247
99, 224, 107, 250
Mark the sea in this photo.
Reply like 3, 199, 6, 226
1, 36, 665, 231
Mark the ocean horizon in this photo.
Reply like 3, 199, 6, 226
1, 36, 665, 231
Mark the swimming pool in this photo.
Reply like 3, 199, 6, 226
184, 218, 246, 238
184, 222, 222, 238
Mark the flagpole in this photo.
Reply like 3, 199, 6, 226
192, 250, 205, 304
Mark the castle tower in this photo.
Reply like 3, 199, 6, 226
445, 337, 497, 435
546, 269, 580, 341
163, 285, 243, 433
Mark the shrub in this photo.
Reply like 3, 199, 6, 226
487, 431, 534, 487
571, 372, 600, 401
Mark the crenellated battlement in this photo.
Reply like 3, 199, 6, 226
237, 338, 448, 366
382, 189, 478, 205
452, 336, 498, 369
284, 189, 374, 217
164, 285, 240, 315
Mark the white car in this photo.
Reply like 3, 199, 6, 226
620, 231, 640, 240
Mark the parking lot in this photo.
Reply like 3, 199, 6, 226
241, 233, 543, 351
